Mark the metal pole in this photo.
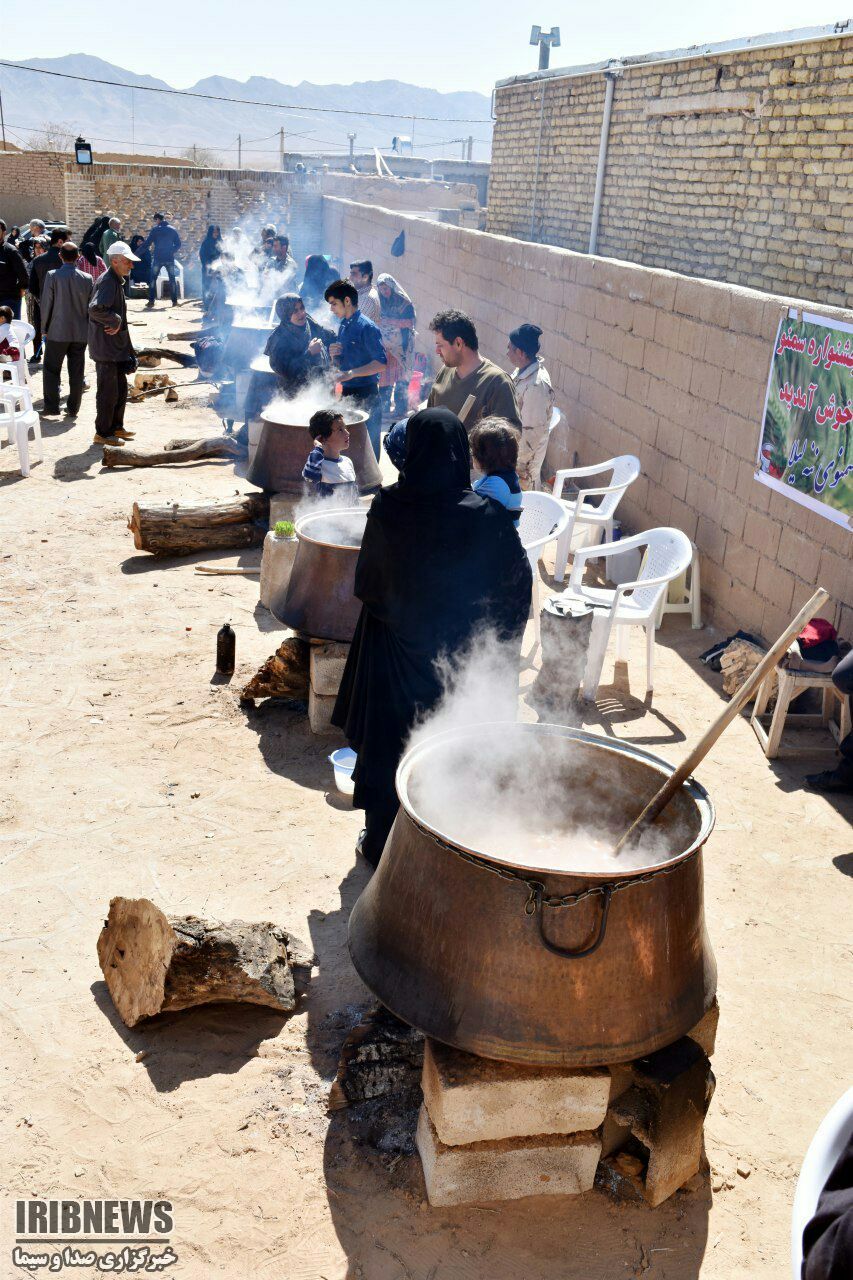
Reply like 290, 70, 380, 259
588, 67, 621, 256
237, 134, 241, 168
348, 132, 356, 162
0, 85, 6, 151
528, 84, 547, 241
466, 135, 473, 162
539, 42, 550, 70
279, 127, 285, 169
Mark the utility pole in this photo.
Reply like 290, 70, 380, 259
348, 132, 356, 163
237, 134, 242, 168
0, 85, 6, 151
466, 135, 473, 162
529, 25, 561, 70
192, 143, 197, 166
279, 126, 285, 170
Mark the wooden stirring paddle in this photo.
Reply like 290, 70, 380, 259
613, 586, 830, 854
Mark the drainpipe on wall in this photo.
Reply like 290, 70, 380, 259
528, 82, 547, 242
588, 63, 623, 256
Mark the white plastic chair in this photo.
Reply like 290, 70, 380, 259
559, 526, 694, 701
791, 1087, 853, 1278
9, 318, 35, 384
552, 455, 641, 582
156, 262, 184, 300
517, 491, 572, 647
0, 383, 43, 477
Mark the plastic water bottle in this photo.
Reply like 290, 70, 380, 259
216, 623, 235, 675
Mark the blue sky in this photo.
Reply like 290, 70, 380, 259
4, 3, 849, 93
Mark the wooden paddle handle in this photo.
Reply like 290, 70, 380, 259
613, 586, 830, 853
458, 394, 477, 424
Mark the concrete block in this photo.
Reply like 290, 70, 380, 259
421, 1039, 610, 1146
308, 686, 340, 736
416, 1106, 601, 1207
310, 642, 350, 697
604, 1037, 715, 1208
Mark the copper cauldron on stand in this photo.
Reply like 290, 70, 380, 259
274, 507, 367, 642
247, 405, 380, 495
348, 722, 717, 1066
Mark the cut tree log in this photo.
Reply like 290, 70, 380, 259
104, 435, 245, 469
137, 344, 198, 368
241, 636, 310, 702
97, 896, 315, 1028
129, 492, 269, 555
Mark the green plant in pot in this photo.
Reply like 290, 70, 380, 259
274, 521, 296, 540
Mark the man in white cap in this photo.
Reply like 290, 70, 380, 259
88, 240, 140, 446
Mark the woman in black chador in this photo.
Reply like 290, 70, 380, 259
332, 406, 532, 867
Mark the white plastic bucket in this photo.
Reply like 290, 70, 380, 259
328, 747, 357, 796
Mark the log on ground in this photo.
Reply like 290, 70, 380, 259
241, 636, 310, 702
129, 493, 269, 555
103, 436, 245, 469
97, 896, 315, 1028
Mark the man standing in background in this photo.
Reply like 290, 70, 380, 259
28, 227, 69, 363
428, 309, 521, 432
348, 260, 381, 324
144, 212, 182, 308
18, 218, 46, 265
41, 241, 93, 420
98, 216, 122, 262
89, 241, 140, 446
0, 220, 29, 320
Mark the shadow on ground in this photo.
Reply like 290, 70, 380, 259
91, 981, 289, 1092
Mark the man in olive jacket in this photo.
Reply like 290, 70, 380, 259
88, 240, 139, 445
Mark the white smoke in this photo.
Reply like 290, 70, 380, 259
401, 629, 692, 873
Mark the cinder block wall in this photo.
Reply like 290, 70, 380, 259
488, 31, 853, 308
324, 196, 852, 639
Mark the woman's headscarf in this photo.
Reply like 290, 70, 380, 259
273, 293, 303, 325
80, 242, 99, 267
395, 407, 470, 501
377, 272, 415, 320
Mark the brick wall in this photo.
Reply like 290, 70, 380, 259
0, 151, 68, 226
488, 30, 853, 308
63, 163, 323, 271
323, 196, 853, 639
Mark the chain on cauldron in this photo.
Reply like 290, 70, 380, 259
412, 819, 701, 912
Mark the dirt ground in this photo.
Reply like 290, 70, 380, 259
1, 298, 851, 1280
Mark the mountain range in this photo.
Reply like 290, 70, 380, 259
0, 55, 493, 163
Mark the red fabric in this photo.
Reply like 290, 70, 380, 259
0, 336, 21, 362
799, 617, 837, 647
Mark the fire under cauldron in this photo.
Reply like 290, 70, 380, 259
348, 722, 717, 1067
247, 406, 381, 495
274, 507, 367, 641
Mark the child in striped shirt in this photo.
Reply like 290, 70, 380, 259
302, 409, 359, 502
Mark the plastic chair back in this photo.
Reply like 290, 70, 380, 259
595, 455, 641, 519
629, 528, 693, 613
518, 491, 568, 552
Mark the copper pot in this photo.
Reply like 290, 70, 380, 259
274, 507, 367, 641
247, 407, 380, 495
348, 723, 717, 1066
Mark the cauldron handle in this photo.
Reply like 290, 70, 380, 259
527, 884, 612, 959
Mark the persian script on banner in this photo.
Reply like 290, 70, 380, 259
756, 309, 853, 529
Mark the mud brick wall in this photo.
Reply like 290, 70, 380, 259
488, 31, 853, 308
323, 196, 853, 638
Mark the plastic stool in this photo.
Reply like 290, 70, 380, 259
657, 540, 702, 629
0, 383, 43, 477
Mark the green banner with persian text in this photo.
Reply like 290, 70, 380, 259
757, 310, 853, 529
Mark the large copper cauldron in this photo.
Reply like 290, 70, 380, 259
348, 723, 717, 1066
274, 507, 367, 641
247, 406, 381, 495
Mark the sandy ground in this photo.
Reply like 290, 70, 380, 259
1, 298, 851, 1280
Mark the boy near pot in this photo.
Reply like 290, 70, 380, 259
302, 409, 358, 502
